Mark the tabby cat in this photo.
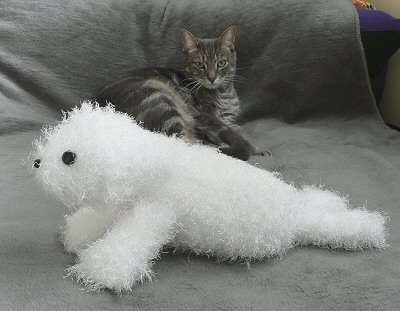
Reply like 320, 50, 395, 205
93, 26, 267, 161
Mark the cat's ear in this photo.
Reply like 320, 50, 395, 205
181, 29, 198, 54
219, 26, 237, 51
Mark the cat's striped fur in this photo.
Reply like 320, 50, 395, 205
93, 26, 265, 160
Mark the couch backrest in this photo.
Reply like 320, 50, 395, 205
0, 0, 376, 129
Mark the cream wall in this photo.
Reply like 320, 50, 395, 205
370, 0, 400, 127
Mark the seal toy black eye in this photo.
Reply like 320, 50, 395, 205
62, 151, 76, 165
33, 159, 41, 168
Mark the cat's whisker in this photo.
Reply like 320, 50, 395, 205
185, 79, 199, 85
234, 66, 248, 71
188, 80, 199, 89
181, 77, 193, 82
227, 73, 248, 80
221, 78, 246, 86
226, 77, 247, 83
189, 81, 202, 94
192, 83, 203, 95
232, 76, 248, 81
186, 80, 199, 88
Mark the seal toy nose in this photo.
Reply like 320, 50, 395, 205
33, 159, 41, 168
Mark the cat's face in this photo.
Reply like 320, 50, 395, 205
181, 26, 237, 89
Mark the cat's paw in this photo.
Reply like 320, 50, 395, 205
253, 149, 272, 157
220, 145, 251, 161
251, 145, 272, 157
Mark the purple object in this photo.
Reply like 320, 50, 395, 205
357, 8, 400, 32
357, 8, 400, 104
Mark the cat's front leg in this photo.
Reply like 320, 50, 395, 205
195, 112, 270, 160
219, 138, 271, 160
195, 113, 250, 160
67, 201, 177, 293
218, 127, 273, 160
222, 121, 271, 157
61, 206, 116, 254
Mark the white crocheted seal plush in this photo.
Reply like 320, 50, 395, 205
31, 102, 387, 292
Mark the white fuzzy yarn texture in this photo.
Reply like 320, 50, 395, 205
31, 102, 387, 293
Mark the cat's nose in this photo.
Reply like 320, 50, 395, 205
33, 159, 41, 168
208, 76, 216, 83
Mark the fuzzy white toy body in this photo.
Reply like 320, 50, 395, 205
31, 103, 387, 292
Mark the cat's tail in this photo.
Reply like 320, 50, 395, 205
294, 186, 387, 250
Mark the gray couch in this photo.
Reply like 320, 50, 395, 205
1, 0, 399, 310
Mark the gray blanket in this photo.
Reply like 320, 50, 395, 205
1, 0, 399, 310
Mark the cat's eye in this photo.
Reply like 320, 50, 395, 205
217, 60, 227, 68
194, 62, 205, 69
